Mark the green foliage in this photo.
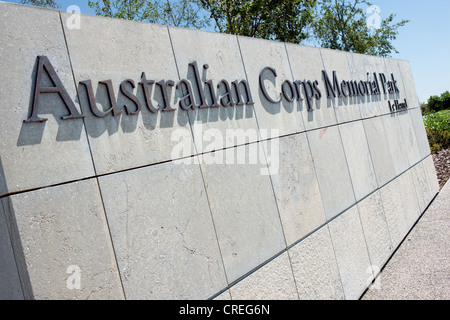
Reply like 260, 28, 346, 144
424, 110, 450, 132
313, 0, 409, 57
88, 0, 209, 28
21, 0, 409, 57
423, 91, 450, 114
19, 0, 59, 8
159, 0, 210, 28
199, 0, 316, 43
427, 95, 442, 113
426, 127, 450, 152
423, 110, 450, 152
88, 0, 159, 22
442, 91, 450, 108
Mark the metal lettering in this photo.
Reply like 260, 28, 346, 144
25, 55, 84, 123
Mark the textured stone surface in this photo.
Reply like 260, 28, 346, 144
230, 253, 298, 300
363, 115, 396, 186
409, 107, 431, 159
397, 110, 422, 166
270, 133, 326, 245
357, 191, 393, 270
0, 199, 24, 299
285, 44, 337, 130
307, 126, 355, 220
0, 3, 95, 196
238, 37, 305, 137
346, 53, 386, 118
169, 27, 260, 152
423, 155, 440, 197
381, 114, 410, 176
62, 13, 194, 175
411, 161, 432, 214
320, 48, 362, 124
339, 121, 378, 201
328, 206, 372, 300
98, 161, 227, 299
289, 225, 344, 300
382, 58, 405, 107
200, 143, 285, 283
397, 170, 421, 229
397, 60, 420, 109
379, 178, 410, 249
6, 179, 124, 299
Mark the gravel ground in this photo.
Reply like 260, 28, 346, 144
432, 146, 450, 189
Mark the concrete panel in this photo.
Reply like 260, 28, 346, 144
230, 253, 298, 300
289, 226, 344, 300
339, 121, 378, 201
363, 116, 396, 186
98, 161, 227, 300
398, 170, 421, 228
61, 13, 194, 175
0, 3, 95, 196
379, 178, 410, 249
0, 199, 24, 299
200, 143, 285, 283
285, 44, 337, 130
397, 60, 420, 109
307, 126, 355, 220
423, 156, 440, 196
411, 162, 432, 214
382, 58, 405, 109
238, 37, 305, 137
346, 53, 386, 118
320, 48, 362, 123
6, 179, 124, 299
270, 133, 326, 246
382, 114, 410, 176
397, 110, 422, 166
168, 27, 260, 152
410, 107, 431, 159
328, 206, 372, 300
357, 191, 393, 270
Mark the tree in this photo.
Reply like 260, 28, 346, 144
268, 0, 317, 43
199, 0, 316, 43
20, 0, 409, 58
88, 0, 159, 22
427, 91, 450, 113
160, 0, 210, 28
19, 0, 59, 8
88, 0, 210, 28
313, 0, 409, 57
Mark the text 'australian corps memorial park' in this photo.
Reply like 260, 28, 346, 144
26, 55, 405, 123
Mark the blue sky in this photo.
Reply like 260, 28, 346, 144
5, 0, 450, 103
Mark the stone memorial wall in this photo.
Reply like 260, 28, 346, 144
0, 2, 439, 300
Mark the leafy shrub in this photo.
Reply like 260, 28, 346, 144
423, 91, 450, 114
424, 109, 450, 152
423, 109, 450, 131
442, 91, 450, 109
